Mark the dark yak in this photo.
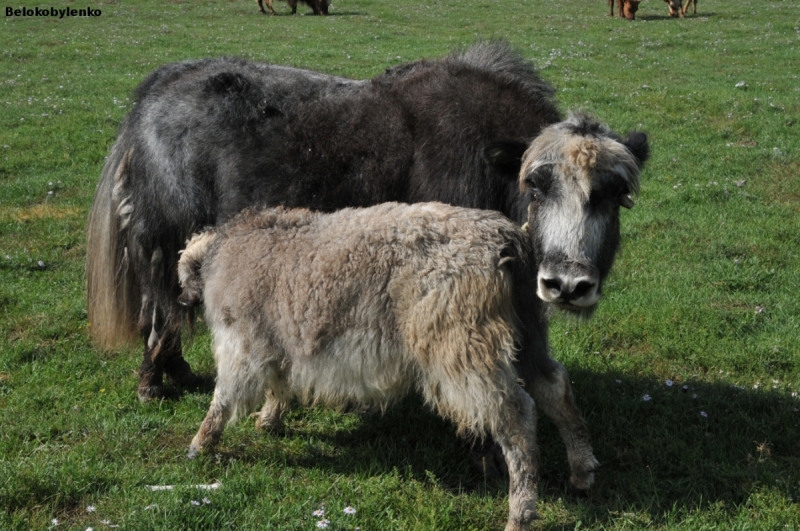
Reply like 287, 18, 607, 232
86, 42, 648, 483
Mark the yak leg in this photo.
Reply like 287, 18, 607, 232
527, 361, 598, 490
493, 389, 539, 531
288, 0, 298, 14
608, 0, 614, 16
137, 246, 202, 402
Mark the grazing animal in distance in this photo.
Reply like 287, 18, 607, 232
681, 0, 697, 16
609, 0, 641, 20
664, 0, 684, 17
180, 201, 576, 530
257, 0, 328, 15
86, 43, 649, 482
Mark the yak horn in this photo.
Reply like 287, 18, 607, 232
620, 195, 635, 209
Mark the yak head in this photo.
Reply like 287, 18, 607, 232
517, 112, 649, 317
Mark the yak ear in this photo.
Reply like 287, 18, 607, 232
623, 131, 650, 168
484, 140, 529, 177
205, 72, 251, 96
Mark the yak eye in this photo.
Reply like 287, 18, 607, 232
525, 165, 553, 197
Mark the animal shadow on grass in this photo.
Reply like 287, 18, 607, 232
538, 367, 800, 528
636, 12, 716, 21
206, 366, 800, 524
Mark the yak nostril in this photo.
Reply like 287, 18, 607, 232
542, 278, 562, 294
572, 280, 596, 299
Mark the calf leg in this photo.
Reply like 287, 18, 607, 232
254, 370, 291, 432
526, 361, 598, 490
189, 333, 274, 457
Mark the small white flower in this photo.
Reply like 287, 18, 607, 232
642, 394, 652, 402
316, 519, 330, 529
692, 394, 698, 399
191, 500, 201, 506
51, 519, 59, 526
792, 392, 798, 398
37, 261, 45, 268
313, 509, 325, 517
735, 81, 746, 88
344, 506, 357, 515
202, 497, 211, 504
86, 528, 94, 531
700, 411, 708, 418
86, 506, 96, 513
615, 379, 622, 384
665, 379, 674, 387
144, 504, 157, 510
682, 385, 689, 391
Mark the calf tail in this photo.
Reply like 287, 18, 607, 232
86, 140, 140, 350
177, 231, 217, 307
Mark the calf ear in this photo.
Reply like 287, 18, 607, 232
623, 131, 650, 168
484, 140, 528, 177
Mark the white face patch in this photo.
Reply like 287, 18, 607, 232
520, 112, 642, 311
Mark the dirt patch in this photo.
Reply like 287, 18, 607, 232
0, 204, 82, 223
759, 160, 800, 211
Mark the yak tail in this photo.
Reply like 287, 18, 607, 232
86, 139, 140, 350
177, 230, 217, 308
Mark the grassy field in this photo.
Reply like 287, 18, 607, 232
1, 0, 799, 529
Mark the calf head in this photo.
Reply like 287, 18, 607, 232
621, 0, 641, 20
519, 112, 649, 316
664, 0, 683, 17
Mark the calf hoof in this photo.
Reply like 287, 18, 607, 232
251, 412, 284, 434
187, 444, 201, 460
138, 383, 165, 403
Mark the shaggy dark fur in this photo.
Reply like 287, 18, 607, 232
87, 42, 566, 402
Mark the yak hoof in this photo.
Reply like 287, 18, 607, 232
164, 358, 205, 388
569, 456, 600, 491
137, 383, 164, 403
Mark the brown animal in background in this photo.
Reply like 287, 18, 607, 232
258, 0, 329, 15
609, 0, 641, 20
664, 0, 684, 17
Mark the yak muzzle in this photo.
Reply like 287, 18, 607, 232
537, 269, 601, 312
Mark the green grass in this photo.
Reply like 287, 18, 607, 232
1, 0, 798, 529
